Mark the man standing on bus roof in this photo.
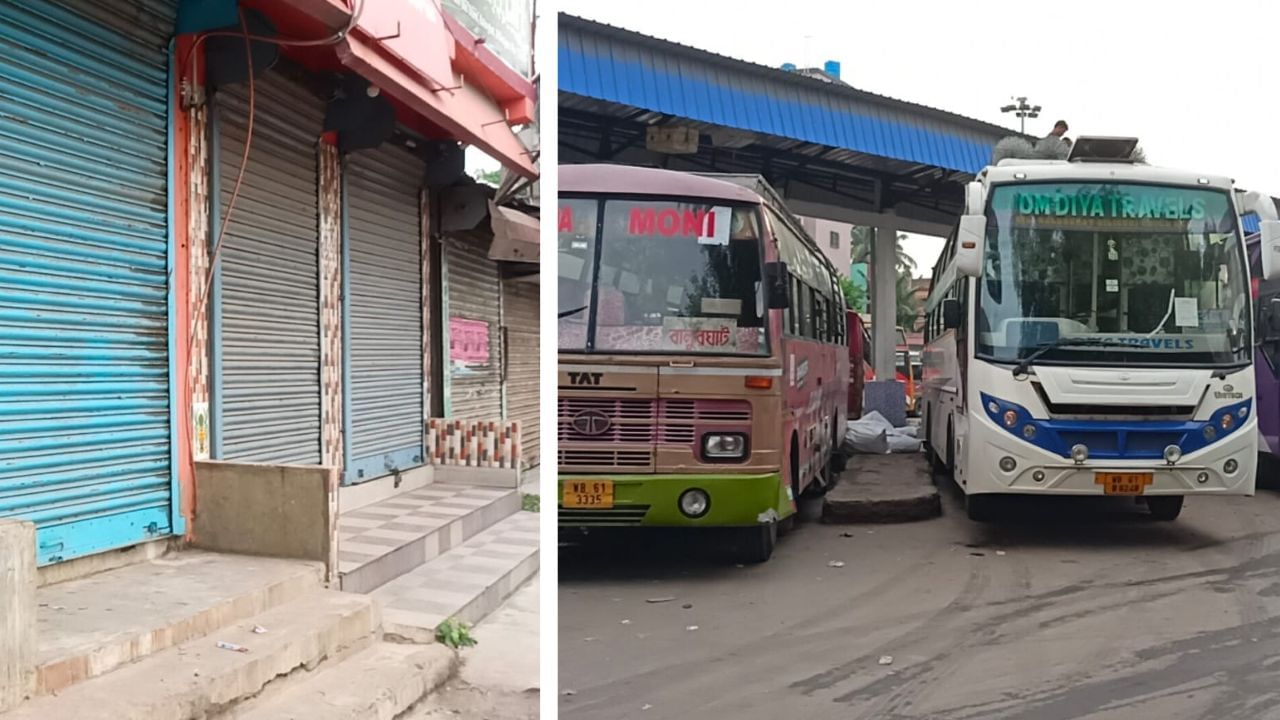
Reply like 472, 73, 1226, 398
1032, 120, 1071, 159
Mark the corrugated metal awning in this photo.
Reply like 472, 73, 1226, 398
559, 13, 1010, 175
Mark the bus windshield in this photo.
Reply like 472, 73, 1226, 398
558, 196, 768, 355
976, 182, 1251, 368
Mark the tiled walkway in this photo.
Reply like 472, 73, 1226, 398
337, 483, 518, 593
374, 510, 539, 640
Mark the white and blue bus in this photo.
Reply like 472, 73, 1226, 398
922, 137, 1280, 521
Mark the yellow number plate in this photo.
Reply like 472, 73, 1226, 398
563, 480, 614, 509
1095, 472, 1153, 495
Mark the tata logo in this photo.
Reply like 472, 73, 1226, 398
571, 409, 612, 436
568, 371, 603, 386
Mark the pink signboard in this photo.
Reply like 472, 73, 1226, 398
450, 318, 490, 364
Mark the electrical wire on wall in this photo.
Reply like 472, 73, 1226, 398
178, 0, 365, 497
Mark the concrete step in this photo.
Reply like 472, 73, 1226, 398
35, 551, 323, 695
223, 642, 457, 720
823, 453, 940, 523
7, 590, 378, 720
338, 483, 520, 595
373, 510, 539, 643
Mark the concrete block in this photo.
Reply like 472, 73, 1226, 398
823, 454, 940, 523
193, 461, 336, 574
0, 520, 36, 712
864, 380, 907, 428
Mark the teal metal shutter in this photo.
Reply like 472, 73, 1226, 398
445, 238, 503, 419
344, 142, 425, 483
213, 71, 323, 465
0, 0, 177, 565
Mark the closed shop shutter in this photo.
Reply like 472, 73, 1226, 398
345, 142, 424, 483
214, 71, 322, 465
445, 238, 502, 419
502, 278, 539, 467
0, 0, 176, 564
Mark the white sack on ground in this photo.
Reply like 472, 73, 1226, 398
844, 411, 921, 454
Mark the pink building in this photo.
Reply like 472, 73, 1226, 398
798, 216, 853, 279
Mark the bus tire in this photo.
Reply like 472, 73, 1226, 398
965, 493, 997, 522
1147, 496, 1184, 521
738, 522, 777, 563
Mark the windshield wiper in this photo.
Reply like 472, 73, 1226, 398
1011, 338, 1136, 377
559, 305, 588, 319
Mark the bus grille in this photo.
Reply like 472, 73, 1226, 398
559, 506, 651, 526
559, 398, 753, 467
559, 398, 656, 443
558, 448, 652, 468
660, 399, 750, 444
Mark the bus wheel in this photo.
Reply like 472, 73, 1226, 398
966, 493, 997, 522
738, 522, 777, 563
1147, 496, 1184, 521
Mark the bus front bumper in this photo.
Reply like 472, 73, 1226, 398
964, 416, 1257, 496
558, 472, 789, 528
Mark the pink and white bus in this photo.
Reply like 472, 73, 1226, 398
557, 164, 848, 562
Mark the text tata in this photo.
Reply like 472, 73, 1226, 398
558, 206, 716, 237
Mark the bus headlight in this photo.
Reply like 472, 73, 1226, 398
1002, 410, 1018, 428
1163, 445, 1182, 465
703, 434, 747, 460
1221, 414, 1235, 431
679, 489, 711, 518
1224, 458, 1239, 475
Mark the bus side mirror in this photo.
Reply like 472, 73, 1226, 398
942, 298, 961, 330
1262, 221, 1280, 282
764, 261, 790, 309
955, 215, 985, 278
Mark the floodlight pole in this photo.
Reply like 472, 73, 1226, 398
1000, 96, 1042, 134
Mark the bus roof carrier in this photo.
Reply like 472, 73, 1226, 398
1068, 136, 1140, 163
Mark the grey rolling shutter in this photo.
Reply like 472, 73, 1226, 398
0, 0, 176, 564
502, 278, 539, 467
445, 238, 502, 419
345, 143, 424, 482
215, 71, 322, 465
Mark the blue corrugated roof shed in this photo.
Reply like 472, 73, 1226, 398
559, 14, 1015, 175
1244, 213, 1260, 234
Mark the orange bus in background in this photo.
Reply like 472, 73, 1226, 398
558, 165, 849, 562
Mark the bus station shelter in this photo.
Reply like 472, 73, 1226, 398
557, 13, 1019, 376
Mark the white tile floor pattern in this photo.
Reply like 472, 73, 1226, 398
337, 483, 515, 576
374, 510, 540, 638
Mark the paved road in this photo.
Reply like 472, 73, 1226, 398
560, 481, 1280, 720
